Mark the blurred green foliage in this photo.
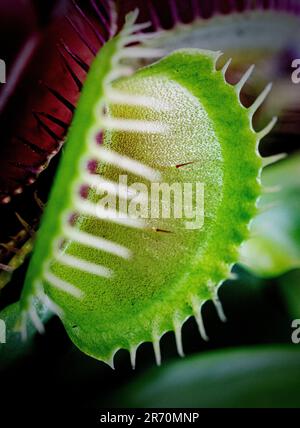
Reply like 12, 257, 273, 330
116, 345, 300, 408
241, 153, 300, 277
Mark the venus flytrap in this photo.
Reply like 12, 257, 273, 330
19, 11, 277, 368
1, 0, 297, 286
143, 2, 300, 59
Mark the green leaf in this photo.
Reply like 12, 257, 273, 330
0, 300, 51, 370
241, 153, 300, 277
116, 345, 300, 408
278, 269, 300, 319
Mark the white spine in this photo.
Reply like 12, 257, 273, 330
235, 64, 255, 95
249, 83, 273, 117
257, 116, 277, 140
100, 117, 168, 134
44, 271, 83, 298
153, 336, 162, 366
174, 320, 184, 357
191, 298, 209, 341
74, 198, 145, 228
90, 146, 161, 181
57, 253, 113, 278
64, 225, 131, 259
